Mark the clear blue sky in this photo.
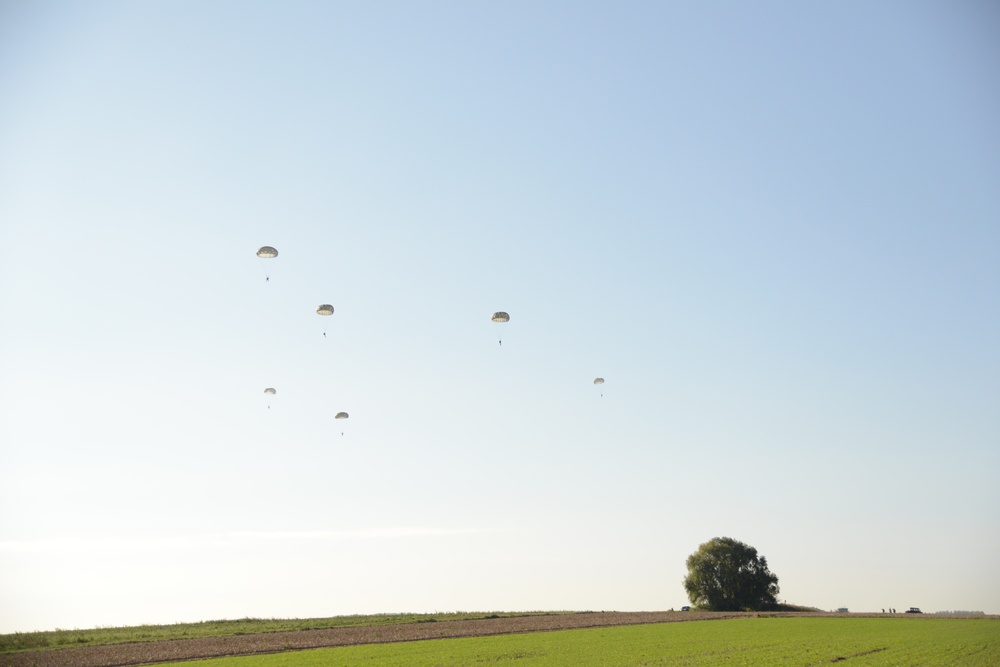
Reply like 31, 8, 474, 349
1, 0, 998, 632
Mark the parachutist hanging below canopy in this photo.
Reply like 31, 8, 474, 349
256, 246, 278, 281
594, 377, 605, 397
491, 311, 509, 346
335, 411, 349, 436
317, 304, 334, 337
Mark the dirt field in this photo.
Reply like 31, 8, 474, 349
4, 611, 972, 667
0, 611, 771, 667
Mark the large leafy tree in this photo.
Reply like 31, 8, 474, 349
683, 537, 780, 611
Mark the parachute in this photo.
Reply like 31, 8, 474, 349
335, 411, 349, 436
317, 304, 334, 337
594, 377, 605, 397
491, 311, 509, 346
263, 387, 276, 409
256, 246, 278, 281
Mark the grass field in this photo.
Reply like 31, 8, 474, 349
164, 617, 1000, 667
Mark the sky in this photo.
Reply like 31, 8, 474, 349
0, 0, 998, 633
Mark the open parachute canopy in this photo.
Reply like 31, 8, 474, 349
335, 412, 349, 419
316, 304, 335, 316
263, 387, 277, 395
256, 246, 278, 259
491, 311, 510, 323
593, 378, 605, 385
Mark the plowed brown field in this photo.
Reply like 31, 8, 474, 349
0, 611, 906, 667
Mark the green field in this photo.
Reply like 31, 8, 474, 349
166, 617, 1000, 667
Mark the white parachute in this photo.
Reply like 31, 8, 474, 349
335, 411, 349, 436
317, 304, 335, 337
256, 246, 278, 281
491, 311, 509, 345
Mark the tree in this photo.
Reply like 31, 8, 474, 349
683, 537, 780, 611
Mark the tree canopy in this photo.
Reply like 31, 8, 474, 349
683, 537, 780, 611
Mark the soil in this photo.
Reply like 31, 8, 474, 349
0, 611, 754, 667
4, 611, 971, 667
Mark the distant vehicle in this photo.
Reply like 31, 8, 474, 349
905, 607, 923, 614
681, 606, 691, 612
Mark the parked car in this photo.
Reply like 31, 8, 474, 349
681, 606, 691, 612
905, 607, 923, 614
